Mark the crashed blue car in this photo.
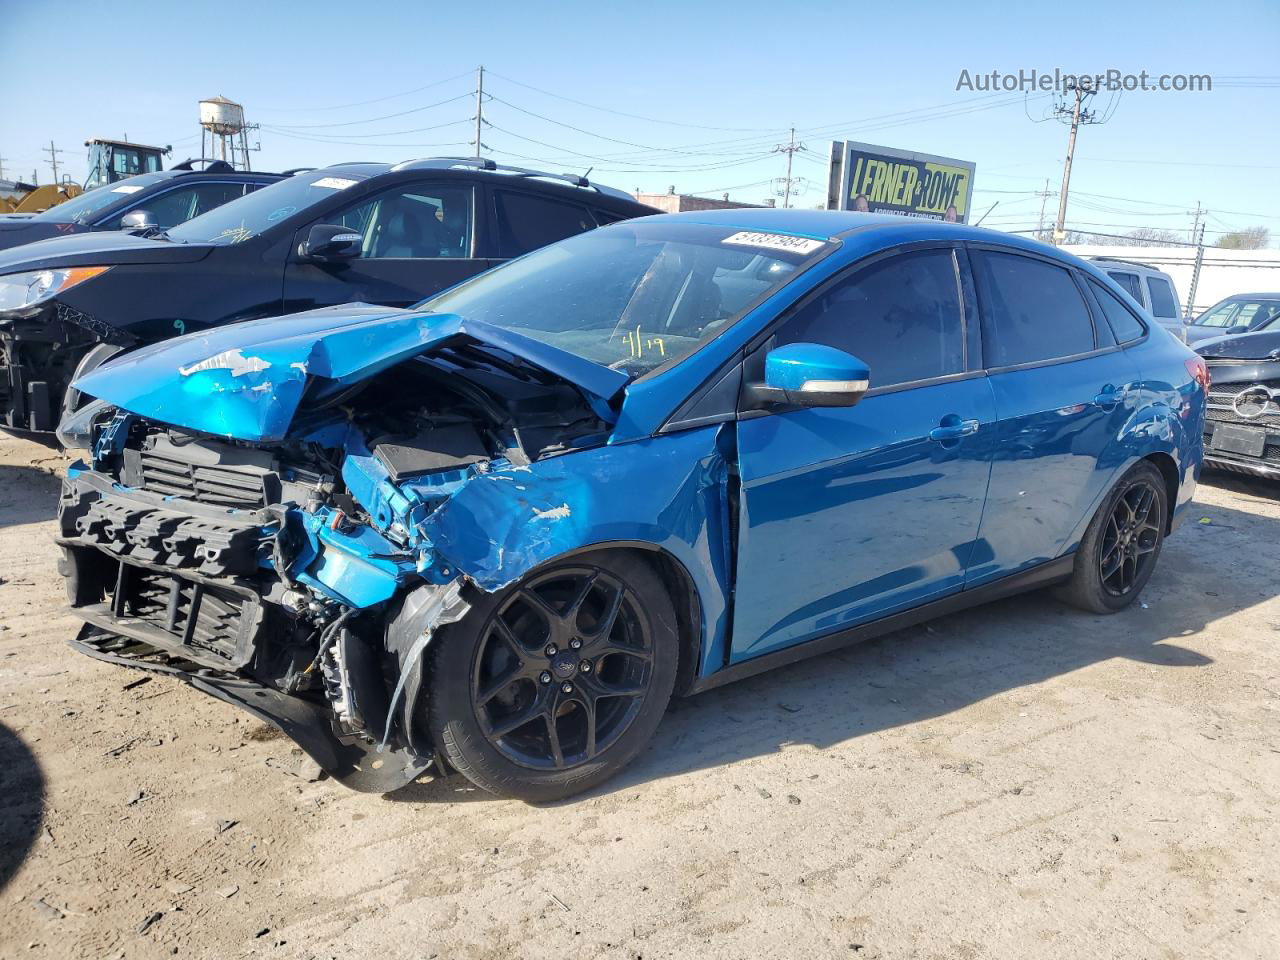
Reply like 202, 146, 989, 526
56, 210, 1206, 799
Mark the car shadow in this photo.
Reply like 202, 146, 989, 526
393, 497, 1274, 806
1200, 466, 1280, 502
0, 722, 45, 892
0, 462, 65, 529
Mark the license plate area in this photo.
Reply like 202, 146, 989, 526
1212, 422, 1267, 458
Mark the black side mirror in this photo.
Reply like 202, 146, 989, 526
1228, 323, 1250, 335
120, 209, 157, 234
299, 223, 363, 262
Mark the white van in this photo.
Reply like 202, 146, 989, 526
1090, 257, 1186, 340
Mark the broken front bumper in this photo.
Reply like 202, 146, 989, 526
56, 469, 439, 793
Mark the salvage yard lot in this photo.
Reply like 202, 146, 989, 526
1, 432, 1277, 960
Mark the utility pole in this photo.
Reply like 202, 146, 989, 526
1036, 178, 1051, 241
1188, 201, 1203, 246
473, 65, 485, 157
773, 127, 806, 208
1186, 218, 1207, 318
1051, 83, 1096, 245
43, 140, 65, 184
0, 154, 7, 180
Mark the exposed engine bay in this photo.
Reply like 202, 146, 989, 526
56, 341, 614, 792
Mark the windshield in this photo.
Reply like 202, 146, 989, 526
1198, 298, 1280, 329
34, 174, 169, 224
420, 221, 833, 375
167, 169, 371, 245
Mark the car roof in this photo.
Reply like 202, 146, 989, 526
314, 157, 652, 210
634, 208, 1093, 262
1217, 292, 1280, 299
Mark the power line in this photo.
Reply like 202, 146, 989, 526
484, 69, 777, 132
267, 91, 475, 130
256, 69, 475, 113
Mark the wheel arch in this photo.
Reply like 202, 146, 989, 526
1140, 450, 1179, 534
475, 540, 707, 698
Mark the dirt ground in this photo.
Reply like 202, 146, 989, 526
0, 432, 1277, 960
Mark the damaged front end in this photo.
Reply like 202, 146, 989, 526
57, 307, 626, 792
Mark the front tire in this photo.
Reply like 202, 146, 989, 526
426, 552, 679, 802
1057, 461, 1168, 614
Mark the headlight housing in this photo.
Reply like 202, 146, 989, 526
0, 266, 110, 314
55, 396, 115, 453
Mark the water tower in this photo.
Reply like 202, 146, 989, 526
199, 96, 252, 170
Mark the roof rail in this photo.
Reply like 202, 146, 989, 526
1090, 256, 1158, 270
392, 156, 634, 201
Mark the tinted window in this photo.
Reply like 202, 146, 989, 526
976, 251, 1095, 366
1090, 280, 1146, 343
593, 209, 625, 225
776, 249, 964, 388
1145, 276, 1178, 318
328, 184, 472, 259
495, 191, 596, 257
1107, 270, 1143, 301
113, 182, 248, 230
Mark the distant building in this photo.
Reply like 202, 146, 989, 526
634, 188, 767, 214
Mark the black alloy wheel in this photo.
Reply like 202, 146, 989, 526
1098, 476, 1163, 597
1057, 460, 1168, 614
427, 551, 678, 801
473, 566, 654, 770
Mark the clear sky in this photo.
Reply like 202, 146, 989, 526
2, 0, 1277, 244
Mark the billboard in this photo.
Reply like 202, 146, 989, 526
826, 141, 976, 223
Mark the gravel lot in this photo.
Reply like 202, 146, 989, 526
1, 432, 1277, 960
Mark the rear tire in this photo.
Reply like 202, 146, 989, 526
1057, 461, 1168, 614
426, 551, 678, 802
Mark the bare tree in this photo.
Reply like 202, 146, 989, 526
1122, 227, 1181, 248
1216, 226, 1271, 250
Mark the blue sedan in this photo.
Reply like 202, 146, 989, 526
58, 209, 1207, 799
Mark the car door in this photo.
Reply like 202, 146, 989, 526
965, 246, 1143, 586
281, 181, 483, 313
730, 246, 997, 662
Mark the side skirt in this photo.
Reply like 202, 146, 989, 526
688, 555, 1075, 695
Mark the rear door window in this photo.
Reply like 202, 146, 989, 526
1089, 280, 1147, 343
1145, 276, 1179, 318
1107, 271, 1144, 303
975, 250, 1096, 367
494, 191, 596, 258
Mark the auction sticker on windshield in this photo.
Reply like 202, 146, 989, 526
111, 185, 144, 194
310, 177, 359, 190
722, 231, 827, 255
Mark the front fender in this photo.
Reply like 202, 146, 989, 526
419, 425, 735, 675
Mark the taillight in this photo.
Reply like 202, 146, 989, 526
1185, 356, 1210, 391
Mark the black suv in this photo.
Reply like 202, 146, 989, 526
0, 158, 656, 434
0, 160, 285, 253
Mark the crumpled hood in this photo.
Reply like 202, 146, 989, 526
1196, 328, 1280, 361
74, 303, 629, 441
0, 229, 215, 273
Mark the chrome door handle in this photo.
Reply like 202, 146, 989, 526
929, 418, 980, 442
1092, 389, 1122, 410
